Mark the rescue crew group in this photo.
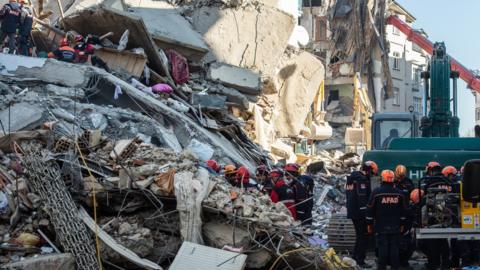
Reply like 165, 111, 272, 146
203, 160, 315, 225
347, 160, 479, 270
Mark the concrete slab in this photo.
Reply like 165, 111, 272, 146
124, 0, 209, 61
208, 63, 261, 95
191, 4, 295, 76
0, 102, 43, 135
0, 253, 75, 270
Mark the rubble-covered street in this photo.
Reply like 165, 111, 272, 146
0, 0, 431, 269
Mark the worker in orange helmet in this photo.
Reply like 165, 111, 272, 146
425, 161, 442, 177
345, 160, 376, 267
223, 164, 237, 186
395, 165, 414, 195
48, 38, 76, 63
366, 169, 407, 270
269, 169, 297, 220
442, 166, 458, 182
394, 165, 415, 269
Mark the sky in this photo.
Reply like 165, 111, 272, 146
396, 0, 480, 136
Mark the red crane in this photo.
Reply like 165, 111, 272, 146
387, 15, 480, 92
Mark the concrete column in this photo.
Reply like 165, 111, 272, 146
371, 45, 383, 112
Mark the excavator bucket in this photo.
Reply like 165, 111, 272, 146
309, 82, 333, 140
345, 127, 365, 146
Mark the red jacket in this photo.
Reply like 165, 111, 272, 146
270, 180, 297, 220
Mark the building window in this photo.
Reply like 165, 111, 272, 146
413, 97, 422, 113
393, 87, 400, 106
303, 0, 322, 7
393, 52, 400, 71
328, 90, 339, 104
392, 26, 400, 35
476, 107, 480, 121
413, 68, 421, 91
315, 17, 327, 41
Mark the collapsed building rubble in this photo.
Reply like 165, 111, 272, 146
0, 0, 390, 268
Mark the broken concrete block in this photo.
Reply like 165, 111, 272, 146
110, 139, 137, 160
0, 253, 75, 270
133, 178, 154, 190
45, 84, 85, 99
191, 93, 226, 110
149, 182, 162, 195
0, 102, 43, 136
124, 0, 209, 61
208, 63, 261, 95
118, 169, 131, 189
203, 221, 250, 249
273, 51, 325, 137
191, 4, 295, 76
246, 249, 272, 269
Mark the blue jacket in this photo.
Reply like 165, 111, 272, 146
366, 183, 407, 234
0, 3, 20, 34
346, 171, 371, 219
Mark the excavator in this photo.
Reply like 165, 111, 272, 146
328, 15, 480, 252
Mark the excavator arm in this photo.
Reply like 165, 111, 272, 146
387, 15, 480, 92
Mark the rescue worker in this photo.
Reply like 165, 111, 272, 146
18, 0, 32, 56
299, 174, 315, 226
394, 165, 415, 268
367, 170, 407, 270
420, 161, 452, 269
256, 165, 272, 194
235, 166, 250, 189
205, 159, 220, 174
346, 160, 377, 267
224, 164, 237, 186
269, 169, 297, 220
48, 38, 76, 63
73, 34, 95, 63
285, 163, 309, 224
0, 0, 20, 53
395, 165, 414, 195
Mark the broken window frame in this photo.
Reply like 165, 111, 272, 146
303, 0, 322, 7
392, 26, 400, 36
315, 16, 328, 42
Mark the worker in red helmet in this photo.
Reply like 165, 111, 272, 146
269, 169, 297, 220
366, 170, 407, 270
48, 38, 76, 63
73, 34, 95, 63
345, 161, 376, 267
285, 163, 309, 224
235, 166, 250, 189
205, 159, 220, 174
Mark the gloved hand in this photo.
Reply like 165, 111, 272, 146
367, 225, 373, 235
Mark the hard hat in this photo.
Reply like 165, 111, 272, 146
269, 169, 284, 179
236, 166, 250, 185
363, 161, 379, 175
255, 165, 269, 176
224, 164, 237, 175
381, 170, 395, 183
442, 166, 457, 177
395, 165, 407, 177
426, 161, 441, 171
60, 38, 69, 47
74, 35, 84, 43
410, 188, 424, 204
284, 163, 300, 173
206, 160, 220, 173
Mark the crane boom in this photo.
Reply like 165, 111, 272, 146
387, 15, 480, 92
